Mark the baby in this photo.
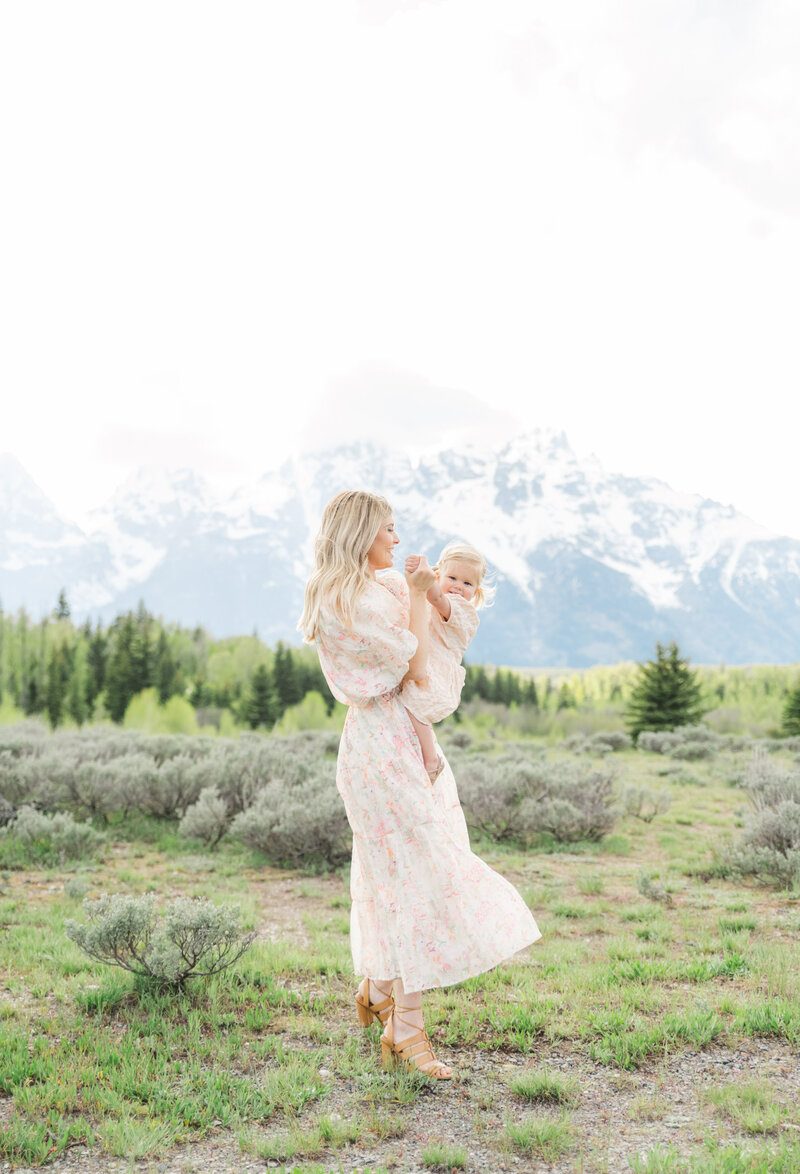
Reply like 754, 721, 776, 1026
402, 541, 492, 782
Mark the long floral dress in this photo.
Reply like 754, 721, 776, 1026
315, 569, 541, 993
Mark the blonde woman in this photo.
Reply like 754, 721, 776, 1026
299, 491, 541, 1081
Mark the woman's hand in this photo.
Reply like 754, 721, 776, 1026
405, 554, 436, 592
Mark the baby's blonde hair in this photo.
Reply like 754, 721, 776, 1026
435, 541, 495, 609
298, 490, 393, 641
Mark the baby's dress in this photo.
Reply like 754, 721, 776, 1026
401, 595, 479, 725
315, 569, 541, 992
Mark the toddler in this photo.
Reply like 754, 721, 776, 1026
402, 541, 492, 782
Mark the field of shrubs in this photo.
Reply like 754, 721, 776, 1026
1, 718, 800, 1172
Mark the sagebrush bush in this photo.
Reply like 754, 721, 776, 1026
637, 731, 686, 754
724, 751, 800, 887
670, 740, 715, 761
456, 753, 618, 844
637, 870, 673, 904
621, 785, 672, 823
65, 893, 256, 988
229, 772, 351, 870
3, 805, 104, 866
179, 787, 229, 848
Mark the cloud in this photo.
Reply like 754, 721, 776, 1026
301, 364, 520, 454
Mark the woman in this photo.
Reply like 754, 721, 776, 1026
299, 491, 541, 1080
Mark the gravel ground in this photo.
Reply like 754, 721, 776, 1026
5, 1036, 800, 1174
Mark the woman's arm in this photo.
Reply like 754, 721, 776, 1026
405, 556, 435, 681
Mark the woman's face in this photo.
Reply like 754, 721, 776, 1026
367, 516, 400, 572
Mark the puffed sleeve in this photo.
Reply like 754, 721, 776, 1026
315, 574, 417, 707
436, 595, 480, 657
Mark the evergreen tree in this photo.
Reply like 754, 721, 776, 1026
86, 624, 107, 710
189, 676, 211, 707
626, 641, 706, 741
54, 589, 70, 620
490, 670, 508, 705
781, 680, 800, 736
44, 647, 69, 728
67, 666, 88, 725
522, 676, 539, 709
105, 615, 136, 723
472, 665, 491, 701
130, 606, 152, 693
242, 664, 277, 729
506, 671, 522, 706
556, 682, 577, 711
153, 629, 178, 704
273, 642, 303, 713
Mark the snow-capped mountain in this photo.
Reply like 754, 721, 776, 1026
2, 434, 800, 665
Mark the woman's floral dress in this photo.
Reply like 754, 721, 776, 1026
315, 569, 541, 992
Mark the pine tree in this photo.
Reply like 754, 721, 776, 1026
242, 665, 277, 729
506, 671, 522, 706
67, 667, 88, 726
626, 641, 706, 741
105, 615, 137, 723
153, 630, 177, 704
273, 643, 303, 714
55, 589, 71, 620
86, 624, 107, 710
782, 680, 800, 736
522, 677, 539, 709
44, 647, 69, 728
472, 665, 490, 701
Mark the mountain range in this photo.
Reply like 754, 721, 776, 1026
2, 432, 800, 666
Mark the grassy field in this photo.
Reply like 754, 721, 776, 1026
1, 741, 800, 1173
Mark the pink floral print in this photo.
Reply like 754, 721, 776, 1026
315, 569, 541, 992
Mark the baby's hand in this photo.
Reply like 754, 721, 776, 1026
405, 554, 436, 592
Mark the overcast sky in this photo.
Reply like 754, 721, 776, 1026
2, 0, 799, 535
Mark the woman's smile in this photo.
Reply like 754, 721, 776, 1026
367, 517, 400, 572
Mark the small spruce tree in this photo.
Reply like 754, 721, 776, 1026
626, 640, 706, 741
781, 680, 800, 736
55, 589, 71, 619
242, 664, 277, 729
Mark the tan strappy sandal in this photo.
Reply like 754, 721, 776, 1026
381, 1004, 453, 1079
355, 977, 394, 1028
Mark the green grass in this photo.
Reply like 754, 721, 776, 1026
1, 739, 800, 1169
508, 1065, 578, 1105
421, 1140, 468, 1169
503, 1112, 574, 1160
701, 1081, 784, 1135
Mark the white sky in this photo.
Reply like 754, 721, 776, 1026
2, 0, 799, 536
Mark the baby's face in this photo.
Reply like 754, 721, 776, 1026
438, 559, 478, 602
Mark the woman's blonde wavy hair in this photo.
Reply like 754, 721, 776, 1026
298, 490, 394, 641
435, 541, 495, 609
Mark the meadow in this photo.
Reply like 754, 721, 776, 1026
1, 717, 800, 1174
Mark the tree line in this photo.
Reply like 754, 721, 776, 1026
0, 591, 541, 732
0, 592, 336, 730
1, 592, 798, 736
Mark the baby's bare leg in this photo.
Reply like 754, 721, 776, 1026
406, 709, 438, 771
